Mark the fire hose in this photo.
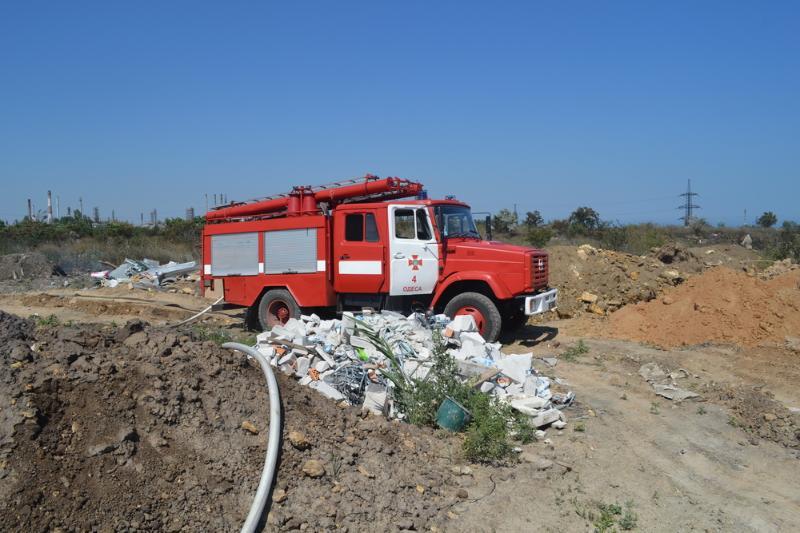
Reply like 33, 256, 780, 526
221, 342, 282, 533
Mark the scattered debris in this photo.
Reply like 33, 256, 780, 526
254, 310, 573, 431
90, 258, 197, 289
652, 384, 699, 401
639, 362, 700, 402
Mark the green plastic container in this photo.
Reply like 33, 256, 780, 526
436, 396, 471, 432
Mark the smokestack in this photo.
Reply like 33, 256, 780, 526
47, 191, 53, 223
56, 195, 60, 219
27, 199, 32, 220
79, 197, 83, 215
140, 212, 144, 226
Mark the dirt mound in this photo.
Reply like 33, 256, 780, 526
709, 385, 800, 448
689, 243, 764, 270
608, 268, 800, 348
0, 312, 460, 531
760, 258, 799, 280
545, 244, 704, 318
18, 292, 194, 322
0, 252, 59, 281
652, 242, 698, 264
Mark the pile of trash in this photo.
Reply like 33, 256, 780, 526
90, 258, 197, 289
255, 310, 572, 429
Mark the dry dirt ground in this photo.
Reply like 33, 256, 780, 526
1, 247, 799, 531
453, 326, 800, 532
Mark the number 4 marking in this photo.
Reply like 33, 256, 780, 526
412, 275, 417, 283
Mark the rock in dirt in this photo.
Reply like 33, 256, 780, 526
653, 242, 696, 264
579, 291, 598, 304
639, 362, 667, 382
288, 430, 311, 450
241, 420, 259, 434
301, 459, 326, 478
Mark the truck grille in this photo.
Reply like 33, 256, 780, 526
531, 252, 548, 290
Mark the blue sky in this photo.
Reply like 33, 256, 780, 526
1, 1, 797, 226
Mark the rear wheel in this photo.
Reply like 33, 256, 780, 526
444, 292, 502, 342
257, 289, 301, 330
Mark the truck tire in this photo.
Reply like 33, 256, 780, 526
444, 292, 502, 342
257, 289, 301, 331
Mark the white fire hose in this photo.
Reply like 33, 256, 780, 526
221, 342, 282, 533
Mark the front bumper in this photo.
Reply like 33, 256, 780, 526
521, 288, 558, 315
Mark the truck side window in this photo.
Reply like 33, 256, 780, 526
345, 214, 364, 241
365, 213, 379, 242
416, 209, 432, 240
394, 209, 415, 239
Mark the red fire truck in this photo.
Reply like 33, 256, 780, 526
201, 174, 556, 342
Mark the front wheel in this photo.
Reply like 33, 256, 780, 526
257, 289, 301, 331
443, 292, 502, 342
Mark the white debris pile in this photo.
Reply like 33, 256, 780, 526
254, 310, 574, 429
90, 258, 197, 289
639, 362, 700, 401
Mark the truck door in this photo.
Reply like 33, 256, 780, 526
388, 205, 438, 296
333, 210, 385, 293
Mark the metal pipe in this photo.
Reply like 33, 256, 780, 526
171, 296, 223, 327
206, 175, 423, 221
221, 342, 282, 533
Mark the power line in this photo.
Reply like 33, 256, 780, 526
677, 179, 700, 226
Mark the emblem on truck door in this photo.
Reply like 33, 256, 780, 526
408, 255, 423, 271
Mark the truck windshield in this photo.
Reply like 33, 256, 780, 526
435, 205, 480, 239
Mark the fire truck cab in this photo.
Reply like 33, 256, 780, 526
201, 175, 556, 342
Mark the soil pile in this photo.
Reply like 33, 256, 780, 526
0, 252, 59, 281
608, 268, 800, 348
710, 385, 800, 448
0, 312, 460, 531
759, 258, 799, 281
545, 243, 704, 318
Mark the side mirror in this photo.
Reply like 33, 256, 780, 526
485, 215, 493, 241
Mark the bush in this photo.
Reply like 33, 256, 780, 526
363, 325, 533, 463
597, 223, 668, 255
568, 207, 601, 233
771, 221, 800, 262
0, 216, 204, 268
757, 211, 778, 228
526, 227, 553, 248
